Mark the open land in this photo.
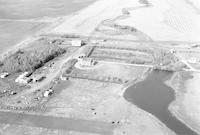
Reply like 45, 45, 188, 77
0, 0, 200, 135
166, 72, 200, 135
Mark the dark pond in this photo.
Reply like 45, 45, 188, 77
124, 70, 198, 135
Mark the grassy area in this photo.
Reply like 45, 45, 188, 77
167, 72, 200, 134
65, 62, 146, 84
90, 47, 153, 64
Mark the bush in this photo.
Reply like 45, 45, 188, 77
139, 0, 150, 5
65, 59, 78, 74
1, 45, 65, 73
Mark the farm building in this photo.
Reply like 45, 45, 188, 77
49, 39, 63, 45
32, 75, 46, 82
71, 39, 84, 46
15, 76, 32, 84
78, 46, 95, 58
15, 72, 32, 84
61, 40, 71, 45
80, 58, 96, 66
60, 76, 69, 81
43, 89, 54, 97
0, 72, 9, 79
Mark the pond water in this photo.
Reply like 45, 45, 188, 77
124, 70, 198, 135
0, 0, 95, 54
